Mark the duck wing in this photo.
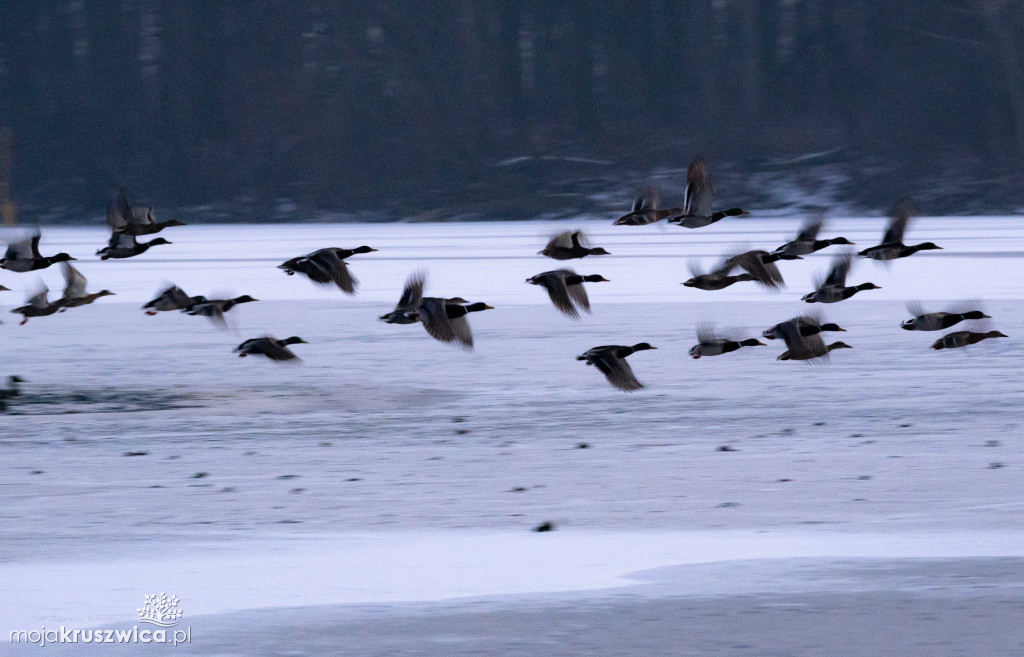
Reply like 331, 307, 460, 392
795, 214, 824, 242
592, 351, 643, 391
882, 200, 914, 245
727, 250, 784, 288
4, 231, 40, 261
395, 270, 425, 312
822, 252, 852, 288
418, 297, 469, 347
27, 286, 51, 310
60, 262, 88, 299
683, 158, 714, 217
309, 248, 356, 292
776, 321, 828, 360
545, 231, 575, 251
695, 321, 717, 345
260, 338, 300, 361
565, 276, 591, 313
536, 270, 579, 318
106, 200, 127, 231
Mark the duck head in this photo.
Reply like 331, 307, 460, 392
688, 344, 702, 359
631, 342, 656, 352
828, 341, 854, 350
281, 336, 308, 345
353, 246, 378, 254
900, 317, 919, 330
233, 295, 258, 304
820, 322, 846, 332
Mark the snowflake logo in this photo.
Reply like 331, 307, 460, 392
137, 593, 184, 627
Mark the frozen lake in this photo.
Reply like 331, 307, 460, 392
1, 215, 1023, 655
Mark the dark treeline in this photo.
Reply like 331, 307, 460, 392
0, 0, 1022, 222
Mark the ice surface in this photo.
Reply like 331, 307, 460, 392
1, 215, 1022, 655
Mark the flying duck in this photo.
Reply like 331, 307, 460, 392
278, 246, 377, 294
724, 250, 799, 289
235, 336, 308, 360
0, 375, 24, 400
107, 188, 186, 236
772, 318, 853, 361
410, 297, 493, 349
773, 214, 853, 257
689, 325, 765, 359
143, 285, 205, 315
1, 230, 75, 272
187, 295, 258, 325
901, 302, 990, 331
930, 330, 1007, 350
577, 343, 656, 391
56, 262, 115, 310
858, 201, 941, 260
614, 186, 681, 226
667, 158, 748, 228
539, 231, 610, 260
763, 313, 845, 340
802, 252, 880, 303
526, 269, 608, 318
10, 285, 61, 324
96, 231, 171, 260
683, 257, 756, 290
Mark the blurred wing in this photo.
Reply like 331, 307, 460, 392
542, 272, 579, 318
777, 321, 828, 360
448, 314, 475, 348
823, 252, 852, 288
261, 340, 300, 361
106, 201, 127, 230
592, 353, 643, 391
795, 214, 824, 242
728, 251, 784, 288
418, 298, 460, 344
905, 299, 925, 318
883, 200, 914, 245
396, 270, 426, 311
684, 159, 713, 216
696, 321, 716, 344
61, 262, 87, 299
546, 231, 574, 250
566, 279, 591, 313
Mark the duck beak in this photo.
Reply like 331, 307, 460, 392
483, 304, 494, 310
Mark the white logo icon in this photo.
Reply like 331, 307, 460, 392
137, 593, 183, 627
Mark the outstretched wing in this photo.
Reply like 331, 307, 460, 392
418, 297, 466, 347
823, 252, 852, 288
592, 352, 643, 391
539, 270, 579, 318
776, 320, 829, 361
60, 262, 88, 299
727, 250, 784, 289
395, 270, 425, 312
683, 158, 713, 217
883, 200, 915, 245
795, 213, 824, 242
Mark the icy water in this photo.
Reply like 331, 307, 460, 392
1, 216, 1023, 655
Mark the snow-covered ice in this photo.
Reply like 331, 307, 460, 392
1, 215, 1022, 655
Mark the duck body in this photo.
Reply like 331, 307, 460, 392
683, 272, 755, 290
539, 231, 610, 260
187, 295, 258, 324
526, 269, 608, 318
577, 343, 656, 391
97, 232, 171, 259
930, 330, 1007, 350
2, 231, 75, 272
763, 316, 845, 340
278, 246, 376, 294
689, 337, 764, 359
775, 237, 853, 258
235, 336, 307, 360
901, 310, 989, 331
777, 341, 853, 361
11, 288, 61, 324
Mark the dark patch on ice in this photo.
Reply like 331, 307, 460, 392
192, 472, 209, 479
276, 474, 299, 480
532, 521, 555, 532
122, 451, 148, 457
7, 386, 205, 415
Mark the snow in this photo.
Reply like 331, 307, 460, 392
1, 214, 1022, 655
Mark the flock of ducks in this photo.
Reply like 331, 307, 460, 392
0, 163, 1010, 393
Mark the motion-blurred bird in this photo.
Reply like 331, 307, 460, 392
613, 186, 680, 226
772, 317, 853, 361
773, 214, 853, 257
107, 188, 186, 236
689, 325, 765, 359
802, 252, 880, 303
143, 285, 205, 315
2, 230, 75, 272
56, 262, 115, 310
10, 285, 61, 324
96, 232, 171, 260
538, 231, 610, 260
858, 201, 941, 261
668, 158, 748, 228
577, 343, 656, 391
901, 302, 990, 331
930, 330, 1007, 350
278, 246, 377, 294
763, 313, 845, 340
187, 295, 258, 325
235, 336, 308, 361
526, 269, 608, 318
